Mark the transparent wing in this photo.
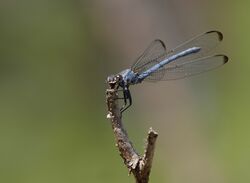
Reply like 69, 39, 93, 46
165, 30, 223, 66
131, 39, 167, 74
145, 55, 228, 81
132, 31, 223, 78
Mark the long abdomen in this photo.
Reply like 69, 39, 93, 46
137, 47, 201, 81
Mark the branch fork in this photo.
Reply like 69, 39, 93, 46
106, 77, 158, 183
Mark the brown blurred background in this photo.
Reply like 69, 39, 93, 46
0, 0, 249, 183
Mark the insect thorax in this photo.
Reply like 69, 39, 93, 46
118, 69, 139, 86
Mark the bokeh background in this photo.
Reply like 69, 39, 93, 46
0, 0, 249, 183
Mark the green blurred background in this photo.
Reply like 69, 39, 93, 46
0, 0, 249, 183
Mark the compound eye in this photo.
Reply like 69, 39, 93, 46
107, 75, 114, 82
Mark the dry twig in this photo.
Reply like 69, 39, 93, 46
106, 76, 158, 183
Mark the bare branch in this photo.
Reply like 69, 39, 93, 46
106, 77, 158, 183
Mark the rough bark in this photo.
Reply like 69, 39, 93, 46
106, 77, 158, 183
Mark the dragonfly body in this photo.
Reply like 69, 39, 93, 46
120, 47, 201, 87
137, 47, 201, 82
108, 31, 228, 113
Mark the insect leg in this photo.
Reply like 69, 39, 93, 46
120, 87, 132, 113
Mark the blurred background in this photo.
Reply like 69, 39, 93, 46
0, 0, 249, 183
